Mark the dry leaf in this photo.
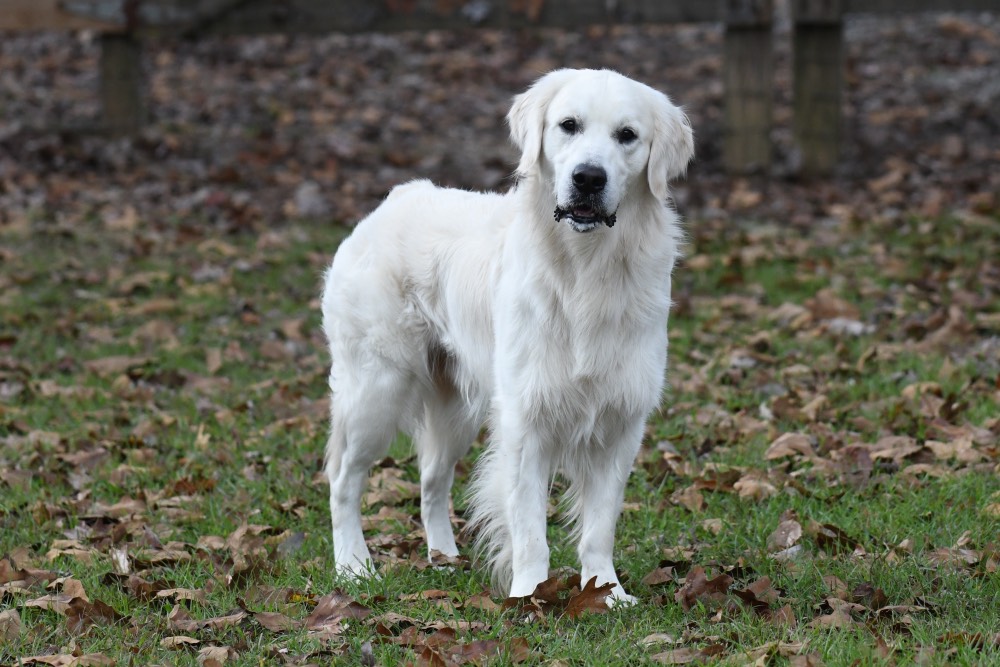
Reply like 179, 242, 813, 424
766, 433, 814, 460
305, 591, 372, 630
563, 576, 616, 617
0, 608, 22, 641
674, 566, 733, 612
767, 518, 803, 553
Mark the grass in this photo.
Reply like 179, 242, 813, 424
1, 210, 998, 666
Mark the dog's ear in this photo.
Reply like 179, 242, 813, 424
647, 92, 694, 201
507, 69, 575, 178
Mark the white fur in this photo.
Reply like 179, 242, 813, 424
321, 69, 693, 603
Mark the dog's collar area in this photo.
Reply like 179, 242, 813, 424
553, 206, 617, 230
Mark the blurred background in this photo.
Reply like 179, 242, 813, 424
1, 0, 998, 233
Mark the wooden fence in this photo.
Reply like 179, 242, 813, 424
2, 0, 997, 175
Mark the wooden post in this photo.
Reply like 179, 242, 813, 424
723, 0, 774, 174
793, 0, 843, 176
99, 33, 144, 136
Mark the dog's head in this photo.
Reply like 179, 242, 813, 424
508, 69, 694, 232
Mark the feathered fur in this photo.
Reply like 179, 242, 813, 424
321, 69, 693, 603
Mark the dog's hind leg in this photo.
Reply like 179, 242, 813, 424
326, 365, 412, 579
415, 392, 478, 558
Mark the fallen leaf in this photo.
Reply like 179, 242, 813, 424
652, 643, 727, 665
674, 566, 733, 612
808, 598, 865, 629
168, 605, 247, 632
0, 608, 22, 641
19, 655, 116, 666
563, 576, 616, 617
767, 517, 803, 553
765, 433, 814, 460
82, 355, 152, 377
66, 598, 125, 633
671, 484, 706, 512
305, 591, 371, 630
254, 611, 301, 632
643, 561, 681, 587
733, 473, 778, 501
789, 653, 826, 667
198, 645, 237, 665
161, 636, 201, 648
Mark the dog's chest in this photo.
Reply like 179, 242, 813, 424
498, 271, 670, 421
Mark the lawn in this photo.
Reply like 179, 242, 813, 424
1, 209, 998, 666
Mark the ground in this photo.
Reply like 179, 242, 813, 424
1, 8, 999, 667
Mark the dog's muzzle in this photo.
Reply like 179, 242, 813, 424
556, 163, 616, 232
554, 205, 617, 232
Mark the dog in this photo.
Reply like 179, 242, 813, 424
321, 69, 693, 604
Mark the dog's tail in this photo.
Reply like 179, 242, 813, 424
324, 380, 346, 484
464, 441, 514, 594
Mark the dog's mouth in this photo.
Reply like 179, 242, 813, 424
553, 204, 617, 232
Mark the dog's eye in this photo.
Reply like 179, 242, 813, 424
559, 118, 578, 134
616, 127, 638, 144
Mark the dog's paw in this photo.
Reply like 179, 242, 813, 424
607, 589, 638, 608
335, 557, 378, 581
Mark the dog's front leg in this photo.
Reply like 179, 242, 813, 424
576, 423, 644, 606
505, 434, 553, 598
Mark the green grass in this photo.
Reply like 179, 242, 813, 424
1, 211, 998, 666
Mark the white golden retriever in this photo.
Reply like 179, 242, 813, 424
322, 69, 693, 603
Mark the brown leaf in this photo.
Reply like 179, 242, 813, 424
789, 653, 826, 667
770, 604, 796, 627
415, 645, 452, 667
161, 636, 201, 648
671, 484, 705, 512
651, 644, 727, 665
400, 588, 452, 601
198, 645, 237, 665
82, 355, 151, 377
25, 593, 76, 615
699, 518, 724, 535
641, 633, 680, 647
765, 433, 814, 460
741, 577, 780, 606
642, 561, 680, 587
650, 647, 707, 665
0, 608, 22, 641
66, 598, 125, 634
870, 435, 923, 464
674, 566, 733, 612
767, 518, 803, 553
444, 639, 507, 665
254, 611, 301, 632
19, 654, 116, 666
279, 317, 306, 341
529, 575, 569, 605
205, 347, 224, 374
563, 576, 616, 618
806, 521, 860, 555
808, 598, 865, 629
805, 288, 860, 321
462, 591, 500, 612
155, 587, 208, 604
822, 575, 849, 600
168, 605, 247, 632
305, 591, 371, 630
851, 582, 888, 610
0, 558, 58, 588
732, 473, 778, 501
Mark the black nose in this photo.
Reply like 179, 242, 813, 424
572, 164, 607, 195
